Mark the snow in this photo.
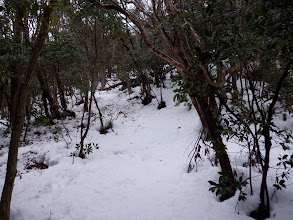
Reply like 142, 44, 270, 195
1, 77, 293, 220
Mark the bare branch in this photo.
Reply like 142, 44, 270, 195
267, 59, 292, 121
189, 25, 201, 45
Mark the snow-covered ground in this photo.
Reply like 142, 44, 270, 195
0, 77, 293, 220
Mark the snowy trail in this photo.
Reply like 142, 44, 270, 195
2, 85, 288, 219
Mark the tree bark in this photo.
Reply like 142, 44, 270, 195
100, 70, 107, 90
53, 66, 67, 110
190, 94, 236, 200
84, 89, 89, 112
93, 96, 106, 133
36, 70, 61, 119
258, 127, 271, 219
79, 88, 94, 158
0, 80, 9, 112
42, 91, 50, 118
125, 76, 133, 95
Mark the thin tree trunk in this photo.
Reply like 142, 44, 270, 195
0, 79, 9, 113
125, 76, 133, 95
23, 96, 31, 142
84, 89, 89, 112
252, 60, 293, 219
0, 90, 26, 220
100, 70, 107, 90
9, 77, 21, 125
53, 74, 58, 106
0, 81, 3, 110
36, 70, 61, 119
53, 64, 67, 110
94, 95, 106, 134
250, 127, 271, 220
79, 89, 93, 158
42, 91, 50, 118
259, 136, 270, 219
140, 75, 152, 105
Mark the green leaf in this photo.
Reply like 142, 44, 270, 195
208, 181, 217, 186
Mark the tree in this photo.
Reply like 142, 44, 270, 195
91, 0, 237, 200
0, 0, 57, 219
212, 1, 293, 218
183, 0, 292, 218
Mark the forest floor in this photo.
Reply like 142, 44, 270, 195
0, 75, 293, 220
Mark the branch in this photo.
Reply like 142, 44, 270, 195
267, 60, 293, 121
151, 0, 173, 45
91, 0, 184, 71
23, 0, 57, 88
199, 64, 239, 88
189, 25, 201, 45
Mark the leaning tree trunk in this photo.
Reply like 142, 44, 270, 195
190, 94, 236, 201
0, 1, 56, 219
36, 70, 61, 119
0, 89, 27, 220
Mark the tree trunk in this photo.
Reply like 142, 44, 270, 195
0, 1, 56, 218
42, 91, 50, 118
140, 75, 153, 105
0, 81, 4, 110
100, 70, 107, 90
53, 64, 67, 110
251, 127, 271, 219
79, 89, 94, 158
153, 69, 160, 88
9, 77, 21, 126
84, 89, 89, 112
0, 80, 9, 112
94, 96, 106, 133
190, 94, 236, 200
125, 76, 133, 95
36, 70, 61, 119
53, 74, 58, 106
0, 89, 27, 220
56, 76, 67, 110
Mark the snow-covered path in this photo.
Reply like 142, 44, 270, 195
1, 85, 291, 219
